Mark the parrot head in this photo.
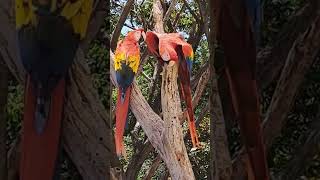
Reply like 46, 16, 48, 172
144, 31, 161, 57
126, 28, 145, 42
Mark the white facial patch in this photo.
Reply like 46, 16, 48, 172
135, 31, 142, 41
161, 50, 171, 61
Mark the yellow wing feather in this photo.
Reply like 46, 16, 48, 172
15, 0, 93, 39
15, 0, 36, 29
114, 39, 140, 73
61, 0, 93, 39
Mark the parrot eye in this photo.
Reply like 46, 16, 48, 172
161, 50, 170, 61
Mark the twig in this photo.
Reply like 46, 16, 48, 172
110, 0, 135, 51
163, 0, 179, 23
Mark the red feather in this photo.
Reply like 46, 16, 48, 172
114, 86, 131, 156
177, 47, 200, 148
216, 1, 269, 179
20, 76, 65, 180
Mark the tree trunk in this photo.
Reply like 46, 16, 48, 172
0, 56, 8, 180
208, 0, 233, 179
161, 62, 195, 180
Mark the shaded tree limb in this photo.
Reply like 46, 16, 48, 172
263, 15, 320, 151
0, 56, 8, 180
110, 0, 135, 51
232, 14, 320, 179
163, 0, 179, 23
276, 104, 320, 180
143, 155, 162, 180
257, 0, 320, 90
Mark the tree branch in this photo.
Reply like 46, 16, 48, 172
110, 0, 135, 51
257, 0, 320, 90
276, 105, 320, 180
232, 14, 320, 179
0, 56, 8, 180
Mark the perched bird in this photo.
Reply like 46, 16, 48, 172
16, 0, 93, 179
114, 28, 145, 156
144, 31, 201, 149
214, 0, 269, 179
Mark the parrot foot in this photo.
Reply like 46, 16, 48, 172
191, 142, 204, 152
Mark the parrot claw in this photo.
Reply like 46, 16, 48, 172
191, 145, 202, 152
168, 61, 176, 67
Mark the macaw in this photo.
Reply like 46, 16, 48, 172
114, 29, 145, 156
144, 32, 201, 149
15, 0, 93, 179
214, 0, 269, 179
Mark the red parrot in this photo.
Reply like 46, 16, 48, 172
16, 0, 93, 179
114, 29, 145, 156
214, 0, 269, 179
144, 32, 201, 149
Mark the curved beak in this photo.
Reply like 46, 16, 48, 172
141, 31, 146, 41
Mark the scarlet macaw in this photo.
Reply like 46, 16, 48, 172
144, 32, 200, 149
114, 29, 145, 156
16, 0, 93, 179
214, 0, 269, 179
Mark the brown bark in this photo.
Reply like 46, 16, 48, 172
208, 0, 232, 179
161, 62, 195, 180
8, 137, 20, 180
143, 155, 162, 180
0, 56, 8, 180
125, 141, 154, 180
0, 1, 118, 179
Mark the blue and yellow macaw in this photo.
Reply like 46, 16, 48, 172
114, 28, 144, 156
214, 0, 269, 179
16, 0, 93, 179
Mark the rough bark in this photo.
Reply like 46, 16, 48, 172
125, 141, 154, 180
143, 155, 162, 180
208, 0, 232, 179
0, 56, 8, 180
8, 137, 20, 180
0, 1, 118, 179
161, 62, 195, 180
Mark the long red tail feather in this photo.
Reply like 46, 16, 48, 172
231, 75, 269, 179
177, 47, 200, 148
20, 75, 65, 180
115, 86, 131, 156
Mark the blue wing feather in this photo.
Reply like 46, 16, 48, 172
116, 63, 135, 102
